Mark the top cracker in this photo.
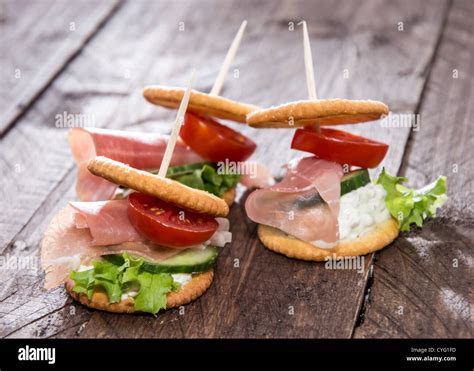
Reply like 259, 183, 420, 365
246, 99, 389, 128
88, 156, 229, 217
143, 86, 259, 123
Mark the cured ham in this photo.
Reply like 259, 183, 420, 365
245, 156, 343, 246
41, 206, 182, 289
69, 128, 202, 201
42, 200, 233, 288
70, 200, 143, 246
70, 199, 231, 247
239, 161, 275, 189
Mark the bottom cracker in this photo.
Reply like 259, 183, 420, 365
66, 270, 214, 314
222, 187, 236, 207
258, 218, 399, 261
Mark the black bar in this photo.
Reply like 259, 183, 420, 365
0, 338, 472, 370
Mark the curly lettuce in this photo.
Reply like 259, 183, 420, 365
375, 168, 447, 231
166, 162, 240, 196
116, 162, 240, 198
70, 253, 180, 315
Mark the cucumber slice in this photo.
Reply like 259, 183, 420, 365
103, 246, 219, 274
102, 254, 126, 266
142, 246, 218, 274
293, 169, 371, 208
340, 169, 370, 196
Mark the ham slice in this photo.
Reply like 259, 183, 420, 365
69, 128, 202, 201
70, 200, 143, 246
69, 200, 231, 248
245, 156, 343, 247
41, 206, 182, 289
239, 161, 275, 189
42, 200, 233, 288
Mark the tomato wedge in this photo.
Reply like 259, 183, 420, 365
128, 193, 218, 248
291, 127, 388, 168
180, 112, 256, 162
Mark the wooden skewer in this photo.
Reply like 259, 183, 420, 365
158, 69, 196, 177
159, 22, 245, 177
302, 21, 318, 100
209, 20, 247, 96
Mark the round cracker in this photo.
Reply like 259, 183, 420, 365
113, 185, 236, 206
257, 218, 399, 261
247, 99, 389, 128
88, 156, 229, 217
143, 86, 258, 123
66, 270, 214, 314
222, 187, 236, 207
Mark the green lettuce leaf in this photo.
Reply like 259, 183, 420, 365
69, 253, 181, 315
133, 272, 180, 315
116, 162, 240, 198
69, 269, 95, 299
121, 255, 142, 284
169, 163, 240, 197
375, 168, 448, 231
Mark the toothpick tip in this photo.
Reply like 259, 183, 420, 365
209, 20, 247, 96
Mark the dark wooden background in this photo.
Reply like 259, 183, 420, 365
0, 0, 472, 338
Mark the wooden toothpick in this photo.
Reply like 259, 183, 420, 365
158, 69, 196, 177
302, 21, 318, 100
159, 21, 246, 176
209, 20, 247, 96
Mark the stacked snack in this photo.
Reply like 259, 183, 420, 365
68, 21, 271, 205
143, 21, 272, 203
245, 22, 447, 261
42, 157, 231, 314
42, 77, 232, 315
41, 22, 275, 315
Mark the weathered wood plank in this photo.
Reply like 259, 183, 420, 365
79, 0, 449, 338
202, 0, 449, 339
354, 0, 473, 338
0, 0, 120, 135
0, 0, 183, 337
0, 169, 96, 339
1, 0, 247, 338
0, 0, 450, 338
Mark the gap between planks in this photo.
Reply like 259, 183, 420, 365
350, 0, 454, 337
0, 0, 456, 338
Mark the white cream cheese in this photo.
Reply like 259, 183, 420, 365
171, 273, 192, 286
121, 290, 139, 301
77, 264, 93, 272
338, 183, 391, 241
310, 239, 337, 249
306, 183, 390, 249
209, 218, 232, 247
190, 218, 231, 249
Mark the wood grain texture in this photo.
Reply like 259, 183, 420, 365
0, 0, 120, 135
0, 0, 457, 338
207, 0, 449, 338
354, 0, 473, 338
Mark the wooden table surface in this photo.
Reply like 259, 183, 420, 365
0, 0, 472, 339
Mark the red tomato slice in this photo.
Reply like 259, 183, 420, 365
128, 193, 218, 248
180, 112, 256, 162
291, 127, 388, 168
